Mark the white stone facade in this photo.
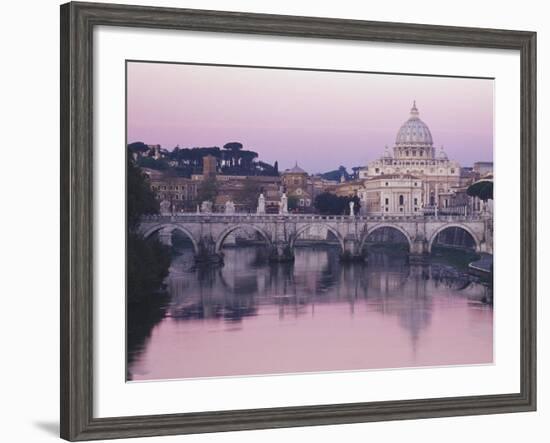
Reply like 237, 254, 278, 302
358, 102, 462, 215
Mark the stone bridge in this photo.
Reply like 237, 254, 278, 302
138, 213, 493, 264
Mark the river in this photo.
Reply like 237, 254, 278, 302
127, 245, 493, 381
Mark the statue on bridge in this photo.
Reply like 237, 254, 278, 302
279, 193, 288, 214
160, 199, 171, 215
225, 200, 235, 214
200, 200, 213, 214
257, 193, 266, 214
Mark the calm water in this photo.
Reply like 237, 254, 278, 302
127, 246, 493, 381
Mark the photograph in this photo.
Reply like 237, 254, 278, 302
126, 61, 495, 381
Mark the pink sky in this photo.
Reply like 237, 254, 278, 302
127, 61, 493, 173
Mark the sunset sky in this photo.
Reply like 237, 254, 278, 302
127, 61, 493, 173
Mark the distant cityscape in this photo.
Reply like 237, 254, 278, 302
130, 102, 493, 218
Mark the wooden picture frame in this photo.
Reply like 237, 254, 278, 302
60, 1, 536, 440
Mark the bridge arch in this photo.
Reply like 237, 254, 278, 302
215, 224, 273, 254
290, 223, 346, 253
428, 223, 481, 254
360, 223, 413, 251
141, 223, 199, 254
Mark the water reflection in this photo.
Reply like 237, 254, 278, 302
127, 246, 493, 381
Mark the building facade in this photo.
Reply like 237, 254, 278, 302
358, 102, 465, 215
142, 168, 199, 213
281, 163, 315, 211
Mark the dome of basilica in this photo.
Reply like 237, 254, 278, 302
395, 101, 433, 147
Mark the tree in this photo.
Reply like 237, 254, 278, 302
126, 152, 171, 303
128, 141, 148, 154
137, 156, 169, 171
196, 177, 219, 204
314, 192, 345, 214
235, 179, 261, 211
349, 195, 361, 215
314, 192, 360, 215
127, 155, 160, 231
467, 179, 493, 201
321, 166, 349, 182
287, 195, 299, 212
223, 142, 243, 151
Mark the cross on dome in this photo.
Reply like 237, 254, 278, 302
410, 100, 419, 118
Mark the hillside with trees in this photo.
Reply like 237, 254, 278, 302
128, 141, 279, 178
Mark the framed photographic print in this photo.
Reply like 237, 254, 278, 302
60, 1, 536, 440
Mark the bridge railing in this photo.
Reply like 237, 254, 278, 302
139, 213, 489, 223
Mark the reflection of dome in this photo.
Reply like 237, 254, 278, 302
395, 101, 433, 147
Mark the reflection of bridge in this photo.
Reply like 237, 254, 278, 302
138, 213, 493, 264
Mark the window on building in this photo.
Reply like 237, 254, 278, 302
414, 207, 418, 212
406, 151, 409, 156
385, 207, 389, 212
299, 199, 305, 206
385, 182, 389, 186
400, 207, 403, 212
451, 168, 455, 173
162, 186, 167, 190
306, 199, 311, 206
414, 182, 418, 186
174, 195, 179, 200
399, 195, 404, 205
375, 168, 379, 173
414, 198, 418, 205
385, 198, 389, 205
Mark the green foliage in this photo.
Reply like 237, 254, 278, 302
235, 179, 261, 210
320, 166, 350, 182
128, 141, 148, 153
196, 177, 219, 204
127, 232, 171, 303
467, 180, 493, 201
287, 195, 299, 211
127, 155, 159, 231
223, 142, 243, 151
137, 156, 169, 170
129, 140, 278, 177
126, 152, 171, 305
314, 192, 361, 215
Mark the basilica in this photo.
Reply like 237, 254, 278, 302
357, 102, 464, 215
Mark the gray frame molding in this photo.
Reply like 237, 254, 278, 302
60, 2, 536, 441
